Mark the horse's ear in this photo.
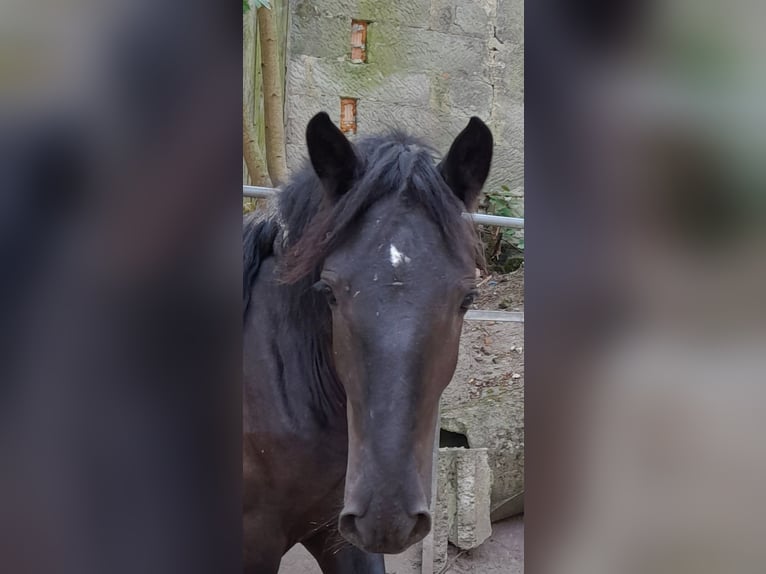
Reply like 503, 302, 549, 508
306, 112, 358, 200
439, 117, 493, 211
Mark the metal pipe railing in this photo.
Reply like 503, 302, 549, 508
244, 186, 525, 229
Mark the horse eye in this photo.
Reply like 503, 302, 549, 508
460, 291, 478, 310
312, 281, 337, 305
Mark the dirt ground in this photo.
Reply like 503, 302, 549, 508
442, 515, 524, 574
476, 268, 524, 312
278, 269, 525, 573
449, 269, 524, 406
279, 515, 523, 573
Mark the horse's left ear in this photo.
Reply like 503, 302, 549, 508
306, 112, 358, 200
439, 117, 493, 211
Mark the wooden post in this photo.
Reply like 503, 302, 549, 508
257, 5, 289, 186
243, 108, 271, 186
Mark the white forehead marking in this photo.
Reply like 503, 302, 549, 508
389, 244, 411, 267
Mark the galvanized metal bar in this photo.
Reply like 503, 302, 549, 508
243, 185, 277, 198
465, 310, 524, 323
467, 212, 524, 229
243, 185, 525, 229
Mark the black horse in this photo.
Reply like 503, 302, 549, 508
243, 112, 492, 573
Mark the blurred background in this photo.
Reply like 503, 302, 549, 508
526, 1, 766, 573
0, 2, 241, 573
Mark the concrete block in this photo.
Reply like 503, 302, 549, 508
285, 142, 308, 175
433, 447, 492, 572
451, 448, 493, 549
441, 385, 525, 523
496, 0, 524, 46
485, 99, 524, 192
433, 452, 455, 573
287, 55, 432, 107
353, 0, 431, 27
428, 0, 454, 34
289, 11, 349, 59
490, 35, 524, 102
429, 0, 492, 38
294, 0, 431, 27
370, 23, 485, 77
443, 77, 494, 116
285, 55, 321, 98
356, 101, 471, 147
454, 2, 492, 38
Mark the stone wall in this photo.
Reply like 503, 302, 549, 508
284, 0, 523, 196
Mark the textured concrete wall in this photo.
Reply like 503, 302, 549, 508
441, 384, 524, 521
284, 0, 523, 196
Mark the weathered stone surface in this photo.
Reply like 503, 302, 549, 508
441, 77, 494, 117
451, 448, 493, 549
285, 0, 524, 199
485, 98, 524, 192
370, 24, 486, 76
434, 451, 454, 573
428, 0, 454, 34
356, 101, 471, 145
434, 447, 493, 569
429, 0, 492, 38
293, 0, 432, 27
490, 32, 524, 102
441, 385, 524, 521
454, 2, 492, 38
287, 55, 432, 107
284, 142, 308, 173
496, 0, 524, 46
289, 13, 350, 60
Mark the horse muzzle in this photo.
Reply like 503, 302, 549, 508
339, 502, 431, 554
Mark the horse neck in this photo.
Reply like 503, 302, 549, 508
279, 271, 348, 430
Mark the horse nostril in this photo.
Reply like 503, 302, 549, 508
339, 512, 359, 538
410, 511, 432, 541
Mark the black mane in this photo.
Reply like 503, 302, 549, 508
277, 131, 474, 282
242, 214, 279, 320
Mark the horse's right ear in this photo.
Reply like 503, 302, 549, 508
439, 117, 493, 211
306, 112, 358, 200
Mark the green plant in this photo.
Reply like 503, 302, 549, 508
243, 197, 269, 214
480, 185, 524, 273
